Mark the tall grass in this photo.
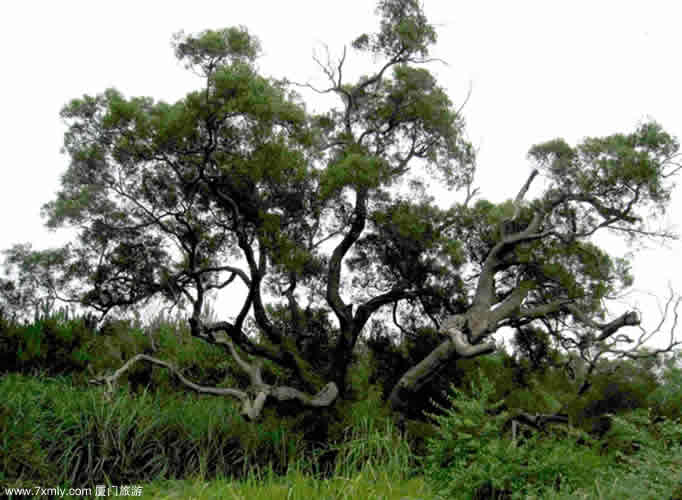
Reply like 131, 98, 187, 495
1, 310, 681, 499
0, 373, 254, 488
0, 372, 430, 499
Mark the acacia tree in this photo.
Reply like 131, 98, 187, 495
2, 0, 680, 420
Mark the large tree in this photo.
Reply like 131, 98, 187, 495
2, 0, 680, 420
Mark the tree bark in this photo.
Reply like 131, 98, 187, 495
389, 313, 495, 412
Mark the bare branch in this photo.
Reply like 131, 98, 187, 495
271, 382, 339, 408
487, 284, 530, 328
509, 412, 568, 445
609, 288, 682, 359
472, 171, 545, 311
455, 80, 473, 117
226, 339, 263, 386
512, 169, 539, 220
388, 313, 495, 412
89, 350, 339, 421
327, 188, 368, 328
288, 80, 338, 96
442, 315, 496, 357
89, 353, 245, 399
516, 299, 570, 320
562, 304, 640, 341
193, 265, 251, 287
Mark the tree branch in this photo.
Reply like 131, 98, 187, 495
89, 350, 339, 421
562, 304, 640, 341
512, 169, 538, 220
327, 188, 368, 328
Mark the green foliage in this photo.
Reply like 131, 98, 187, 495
596, 409, 682, 498
1, 345, 681, 498
17, 16, 314, 321
0, 311, 96, 380
425, 372, 611, 499
0, 306, 244, 395
0, 245, 74, 322
564, 357, 659, 437
0, 399, 55, 488
353, 0, 437, 58
0, 362, 417, 489
85, 313, 243, 396
173, 27, 262, 73
528, 121, 679, 240
366, 328, 529, 422
320, 387, 415, 478
648, 361, 682, 420
265, 304, 339, 383
349, 200, 460, 290
512, 326, 558, 373
0, 373, 279, 486
319, 152, 390, 199
0, 7, 680, 485
83, 318, 154, 386
143, 466, 430, 500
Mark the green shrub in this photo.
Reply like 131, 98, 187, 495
0, 312, 96, 379
648, 363, 682, 421
597, 409, 682, 499
425, 372, 609, 499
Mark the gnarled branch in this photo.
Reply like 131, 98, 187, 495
89, 346, 339, 421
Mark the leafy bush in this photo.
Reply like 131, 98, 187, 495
648, 362, 682, 421
596, 409, 682, 499
425, 372, 609, 499
0, 311, 96, 379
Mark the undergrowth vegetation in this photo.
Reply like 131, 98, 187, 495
426, 372, 682, 499
1, 310, 681, 499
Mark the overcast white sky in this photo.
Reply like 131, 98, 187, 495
2, 1, 680, 346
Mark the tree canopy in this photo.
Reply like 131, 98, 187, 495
1, 0, 680, 420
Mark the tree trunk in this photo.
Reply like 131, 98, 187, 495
389, 313, 496, 413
